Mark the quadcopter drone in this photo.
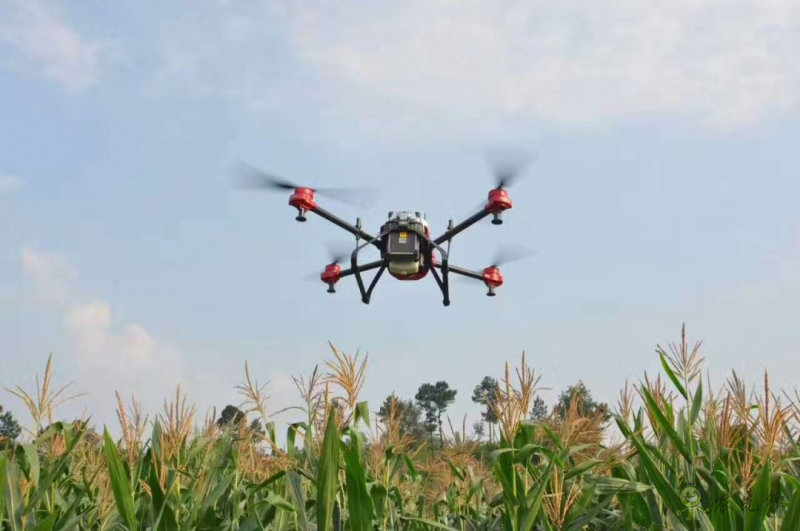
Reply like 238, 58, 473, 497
235, 155, 533, 306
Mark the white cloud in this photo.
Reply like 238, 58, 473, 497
0, 175, 23, 194
274, 1, 800, 129
63, 301, 182, 406
19, 247, 182, 424
153, 0, 799, 135
20, 246, 78, 305
0, 0, 109, 91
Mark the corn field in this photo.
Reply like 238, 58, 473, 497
3, 327, 800, 530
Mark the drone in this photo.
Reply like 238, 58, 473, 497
235, 154, 533, 306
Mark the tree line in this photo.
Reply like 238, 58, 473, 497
379, 377, 610, 447
0, 378, 609, 448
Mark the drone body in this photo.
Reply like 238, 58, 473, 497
237, 157, 530, 306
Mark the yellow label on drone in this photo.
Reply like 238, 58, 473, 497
399, 232, 408, 238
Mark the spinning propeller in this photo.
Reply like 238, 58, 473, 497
450, 244, 536, 296
488, 244, 537, 268
487, 148, 536, 190
233, 161, 378, 208
302, 242, 351, 280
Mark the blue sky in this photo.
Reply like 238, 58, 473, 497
2, 0, 800, 434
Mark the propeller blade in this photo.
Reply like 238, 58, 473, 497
301, 242, 352, 281
324, 241, 354, 265
232, 161, 379, 208
487, 148, 536, 189
302, 271, 325, 282
490, 245, 537, 267
232, 161, 298, 190
314, 186, 380, 208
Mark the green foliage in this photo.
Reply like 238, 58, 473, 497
529, 396, 548, 421
552, 380, 610, 421
472, 376, 500, 442
378, 394, 427, 442
2, 328, 799, 530
0, 406, 22, 445
415, 381, 457, 443
217, 404, 246, 426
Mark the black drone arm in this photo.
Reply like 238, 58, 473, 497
437, 263, 484, 281
311, 205, 383, 251
432, 208, 492, 245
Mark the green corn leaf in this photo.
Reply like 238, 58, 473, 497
689, 379, 703, 426
744, 462, 772, 531
265, 422, 277, 447
371, 484, 388, 522
266, 492, 295, 512
3, 458, 23, 531
641, 387, 692, 463
519, 455, 555, 531
399, 515, 459, 530
252, 470, 287, 493
287, 471, 312, 531
659, 352, 688, 399
355, 401, 371, 428
287, 423, 304, 458
19, 444, 40, 486
615, 415, 685, 514
447, 460, 465, 482
594, 477, 654, 494
564, 458, 602, 480
402, 454, 419, 481
316, 406, 341, 531
342, 429, 374, 531
103, 429, 138, 530
782, 485, 800, 530
31, 513, 56, 531
148, 461, 178, 531
25, 426, 85, 513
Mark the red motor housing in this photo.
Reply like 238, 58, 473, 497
485, 188, 513, 212
289, 187, 318, 212
320, 263, 342, 285
482, 266, 504, 287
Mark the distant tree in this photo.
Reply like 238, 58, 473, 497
248, 418, 266, 441
249, 418, 264, 433
0, 405, 22, 445
415, 381, 457, 443
217, 405, 246, 426
378, 394, 426, 442
472, 421, 486, 440
217, 405, 266, 441
529, 396, 549, 421
552, 381, 610, 421
472, 376, 500, 443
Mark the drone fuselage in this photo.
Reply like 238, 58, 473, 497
380, 211, 431, 280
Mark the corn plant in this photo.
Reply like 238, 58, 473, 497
3, 327, 800, 529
